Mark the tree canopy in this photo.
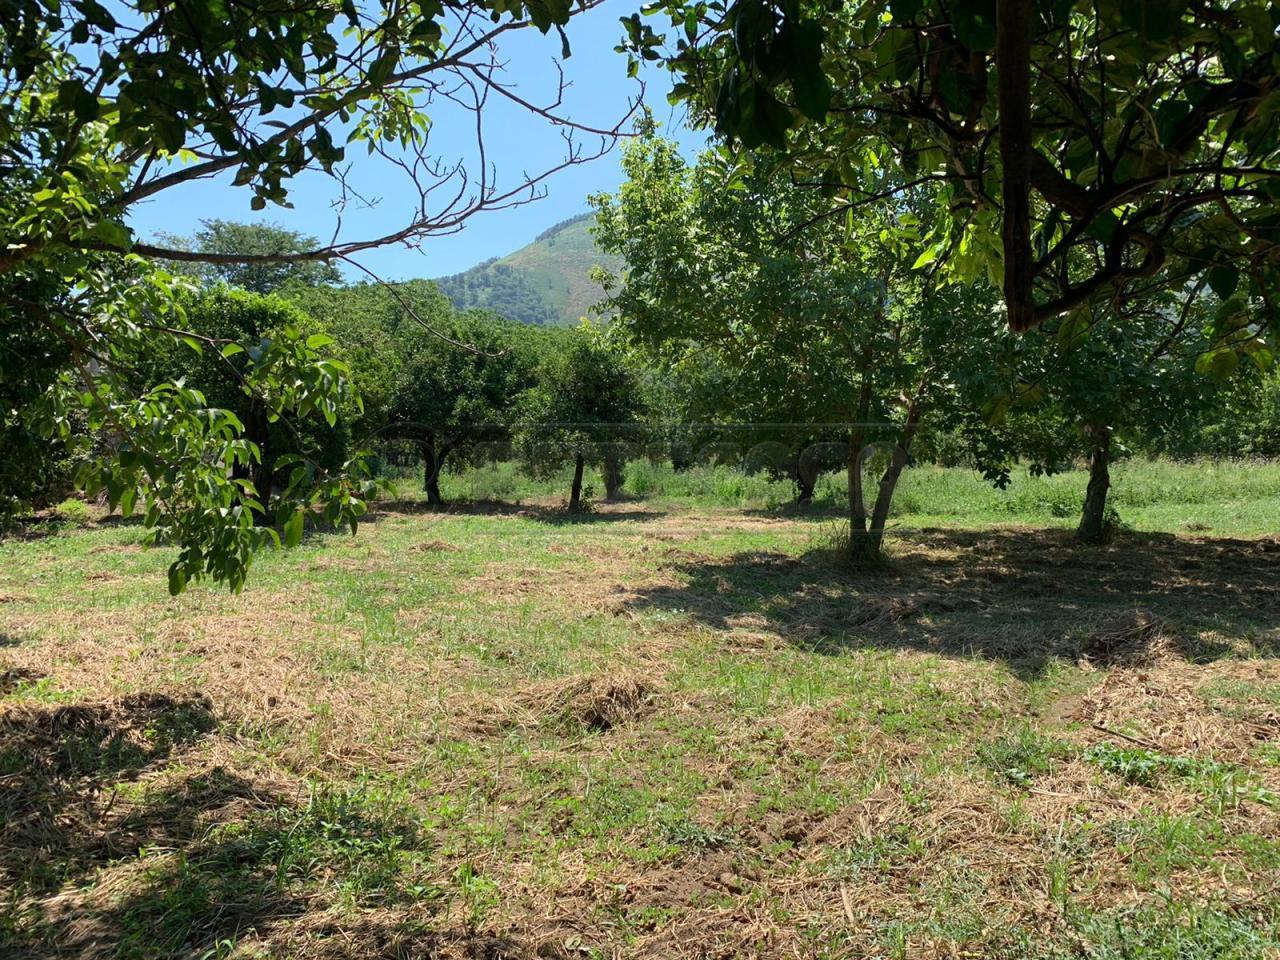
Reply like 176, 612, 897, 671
593, 128, 1006, 556
0, 0, 630, 590
624, 0, 1280, 347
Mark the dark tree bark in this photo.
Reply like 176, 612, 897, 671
796, 471, 816, 505
1077, 423, 1112, 544
421, 438, 446, 508
850, 394, 924, 564
568, 452, 586, 512
602, 454, 624, 500
241, 399, 273, 525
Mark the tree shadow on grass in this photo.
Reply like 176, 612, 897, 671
0, 690, 454, 959
622, 527, 1280, 678
0, 693, 297, 958
367, 498, 665, 526
0, 692, 221, 895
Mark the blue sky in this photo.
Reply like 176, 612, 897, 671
125, 0, 705, 281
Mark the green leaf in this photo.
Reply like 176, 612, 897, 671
1057, 305, 1092, 347
951, 0, 997, 51
1207, 263, 1239, 300
1118, 0, 1185, 42
283, 507, 305, 548
1195, 347, 1239, 380
1085, 210, 1121, 244
912, 245, 939, 269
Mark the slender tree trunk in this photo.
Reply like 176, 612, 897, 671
997, 0, 1036, 331
568, 452, 586, 512
421, 438, 446, 508
796, 471, 816, 506
602, 454, 624, 500
866, 412, 923, 554
850, 395, 923, 563
847, 381, 872, 559
1077, 424, 1112, 544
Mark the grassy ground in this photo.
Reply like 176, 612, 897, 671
435, 457, 1280, 536
2, 462, 1279, 958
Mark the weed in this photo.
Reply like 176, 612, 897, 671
978, 727, 1075, 787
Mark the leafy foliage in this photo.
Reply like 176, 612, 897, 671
592, 127, 1005, 553
625, 0, 1280, 348
0, 0, 597, 590
516, 325, 646, 508
155, 221, 343, 293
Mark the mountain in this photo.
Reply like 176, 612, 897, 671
433, 212, 622, 325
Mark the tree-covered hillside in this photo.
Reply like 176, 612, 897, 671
433, 213, 622, 325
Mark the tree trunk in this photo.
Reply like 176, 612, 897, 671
421, 438, 446, 508
568, 452, 586, 512
1077, 424, 1111, 544
796, 470, 816, 505
602, 454, 624, 500
847, 381, 872, 559
852, 398, 923, 563
245, 400, 273, 525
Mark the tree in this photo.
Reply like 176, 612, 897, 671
593, 129, 1005, 558
517, 327, 646, 511
290, 280, 545, 507
0, 273, 77, 518
157, 288, 356, 510
978, 289, 1262, 542
0, 0, 633, 590
623, 0, 1280, 350
156, 221, 343, 292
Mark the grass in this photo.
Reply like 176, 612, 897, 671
418, 456, 1280, 536
1, 461, 1278, 958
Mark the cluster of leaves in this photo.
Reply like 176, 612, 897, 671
0, 0, 603, 591
622, 0, 1280, 353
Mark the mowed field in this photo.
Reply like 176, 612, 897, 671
3, 462, 1280, 959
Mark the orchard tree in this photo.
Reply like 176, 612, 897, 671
0, 0, 633, 590
156, 221, 343, 292
982, 289, 1262, 542
158, 288, 356, 511
517, 326, 646, 511
622, 0, 1280, 354
593, 129, 1006, 559
291, 280, 544, 506
395, 309, 545, 507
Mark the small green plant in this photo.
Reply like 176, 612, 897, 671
656, 813, 737, 850
1084, 743, 1278, 810
216, 781, 431, 907
978, 728, 1075, 787
453, 862, 500, 926
53, 497, 91, 526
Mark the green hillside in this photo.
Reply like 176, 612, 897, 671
433, 212, 622, 325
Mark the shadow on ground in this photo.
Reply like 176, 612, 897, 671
368, 498, 665, 525
623, 527, 1280, 677
0, 692, 308, 958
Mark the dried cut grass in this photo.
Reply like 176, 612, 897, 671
1079, 608, 1185, 667
847, 596, 919, 629
461, 670, 664, 735
1070, 659, 1280, 764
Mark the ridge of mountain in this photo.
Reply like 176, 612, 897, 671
432, 212, 622, 325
